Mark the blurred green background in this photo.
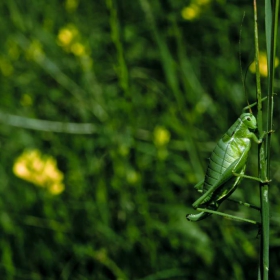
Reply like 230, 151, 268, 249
0, 0, 280, 279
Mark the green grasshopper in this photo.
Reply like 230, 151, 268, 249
186, 111, 265, 222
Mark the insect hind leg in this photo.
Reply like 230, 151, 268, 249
186, 210, 212, 222
186, 202, 219, 222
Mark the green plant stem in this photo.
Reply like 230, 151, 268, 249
256, 0, 279, 279
263, 1, 279, 278
253, 1, 268, 279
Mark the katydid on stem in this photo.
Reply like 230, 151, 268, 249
186, 108, 266, 223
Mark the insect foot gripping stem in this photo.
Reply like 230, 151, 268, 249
259, 130, 275, 142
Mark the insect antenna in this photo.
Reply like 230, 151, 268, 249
243, 65, 254, 114
239, 13, 246, 98
239, 12, 253, 114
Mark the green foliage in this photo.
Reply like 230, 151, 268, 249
0, 0, 279, 279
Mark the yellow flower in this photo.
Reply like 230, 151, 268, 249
48, 182, 65, 195
249, 52, 279, 77
13, 149, 65, 195
182, 0, 211, 21
71, 42, 85, 56
57, 25, 88, 57
13, 162, 28, 178
153, 126, 171, 147
182, 5, 200, 21
57, 28, 75, 47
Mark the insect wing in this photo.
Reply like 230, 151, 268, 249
192, 126, 249, 208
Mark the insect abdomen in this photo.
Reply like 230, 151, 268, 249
203, 137, 243, 197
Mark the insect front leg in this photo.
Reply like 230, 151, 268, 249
232, 133, 270, 183
227, 197, 260, 211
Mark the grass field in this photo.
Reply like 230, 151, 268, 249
0, 1, 279, 279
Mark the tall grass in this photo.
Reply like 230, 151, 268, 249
0, 1, 279, 279
257, 0, 279, 279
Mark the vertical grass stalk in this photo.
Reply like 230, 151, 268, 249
255, 0, 279, 279
253, 1, 267, 279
